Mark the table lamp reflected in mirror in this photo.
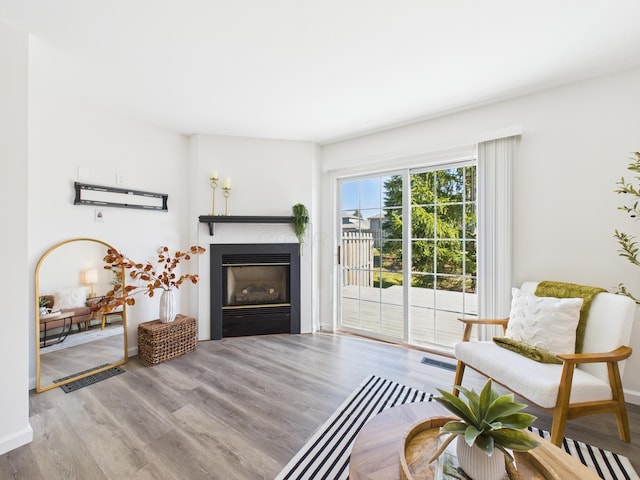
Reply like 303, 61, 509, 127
83, 268, 98, 298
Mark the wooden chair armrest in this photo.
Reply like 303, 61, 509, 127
457, 318, 509, 341
556, 346, 632, 365
457, 318, 509, 326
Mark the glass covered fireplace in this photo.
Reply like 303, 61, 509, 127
210, 243, 300, 339
225, 264, 289, 307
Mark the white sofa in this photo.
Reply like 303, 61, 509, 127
453, 281, 636, 445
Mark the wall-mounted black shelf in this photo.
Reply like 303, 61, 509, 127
74, 182, 168, 211
198, 215, 294, 236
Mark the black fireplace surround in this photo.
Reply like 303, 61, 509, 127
210, 243, 300, 339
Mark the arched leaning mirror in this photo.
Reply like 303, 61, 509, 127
35, 238, 128, 393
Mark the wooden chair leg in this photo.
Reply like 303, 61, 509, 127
608, 361, 631, 442
452, 321, 477, 397
550, 405, 569, 447
615, 399, 631, 443
452, 361, 466, 397
550, 362, 576, 446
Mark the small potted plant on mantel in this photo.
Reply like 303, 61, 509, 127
292, 203, 309, 254
429, 379, 539, 480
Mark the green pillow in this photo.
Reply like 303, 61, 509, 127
493, 336, 561, 364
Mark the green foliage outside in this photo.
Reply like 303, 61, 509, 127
380, 168, 477, 292
373, 271, 402, 288
372, 247, 403, 287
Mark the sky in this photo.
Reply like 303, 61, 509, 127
341, 176, 392, 215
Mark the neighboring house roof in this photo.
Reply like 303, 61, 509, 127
341, 215, 370, 231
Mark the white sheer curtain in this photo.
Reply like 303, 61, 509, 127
476, 136, 517, 339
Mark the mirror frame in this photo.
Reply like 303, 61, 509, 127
35, 237, 128, 393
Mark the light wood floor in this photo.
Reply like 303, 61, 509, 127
1, 333, 639, 479
39, 328, 125, 388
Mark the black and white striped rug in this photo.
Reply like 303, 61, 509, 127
275, 374, 639, 480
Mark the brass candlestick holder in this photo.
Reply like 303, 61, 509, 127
222, 186, 231, 216
209, 175, 219, 215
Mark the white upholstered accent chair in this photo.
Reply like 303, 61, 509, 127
453, 282, 636, 446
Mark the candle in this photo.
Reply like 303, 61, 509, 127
223, 178, 231, 189
210, 169, 218, 180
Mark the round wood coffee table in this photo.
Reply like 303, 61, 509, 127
348, 401, 600, 480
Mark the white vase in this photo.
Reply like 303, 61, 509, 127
159, 289, 176, 323
456, 437, 505, 480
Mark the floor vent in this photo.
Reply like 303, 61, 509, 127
420, 356, 457, 371
58, 366, 125, 393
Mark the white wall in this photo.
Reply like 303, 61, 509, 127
24, 43, 320, 396
0, 20, 33, 455
28, 38, 192, 387
12, 37, 322, 457
320, 67, 640, 403
188, 134, 319, 339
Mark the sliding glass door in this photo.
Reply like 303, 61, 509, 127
339, 174, 405, 341
408, 166, 478, 349
338, 162, 478, 350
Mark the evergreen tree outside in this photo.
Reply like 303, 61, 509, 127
382, 167, 476, 292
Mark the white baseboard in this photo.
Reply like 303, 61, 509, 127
0, 424, 33, 456
624, 387, 640, 405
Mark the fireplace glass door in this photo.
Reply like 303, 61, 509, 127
224, 264, 290, 307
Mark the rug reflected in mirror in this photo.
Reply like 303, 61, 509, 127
275, 374, 639, 480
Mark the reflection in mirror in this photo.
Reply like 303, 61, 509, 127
36, 238, 128, 392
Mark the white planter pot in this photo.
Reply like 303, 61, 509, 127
159, 289, 176, 323
456, 437, 505, 480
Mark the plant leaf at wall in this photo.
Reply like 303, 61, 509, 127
292, 203, 309, 253
615, 151, 640, 304
98, 245, 206, 312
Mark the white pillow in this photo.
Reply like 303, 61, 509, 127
505, 287, 583, 354
53, 287, 88, 310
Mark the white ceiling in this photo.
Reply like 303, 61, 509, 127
2, 0, 640, 144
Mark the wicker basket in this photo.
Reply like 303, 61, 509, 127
138, 314, 197, 365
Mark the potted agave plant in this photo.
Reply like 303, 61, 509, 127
430, 379, 539, 480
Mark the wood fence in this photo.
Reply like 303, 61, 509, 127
341, 232, 374, 286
